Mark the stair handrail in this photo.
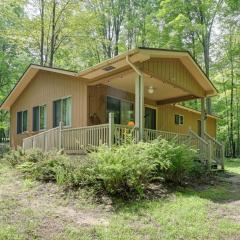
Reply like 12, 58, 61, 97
204, 132, 222, 146
188, 128, 208, 145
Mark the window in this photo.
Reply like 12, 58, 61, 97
17, 110, 28, 134
33, 105, 47, 131
53, 97, 72, 127
175, 114, 184, 125
106, 96, 134, 124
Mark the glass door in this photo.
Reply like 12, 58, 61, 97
145, 107, 156, 130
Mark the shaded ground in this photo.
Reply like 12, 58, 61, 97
0, 159, 240, 239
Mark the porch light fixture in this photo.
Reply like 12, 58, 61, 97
147, 86, 154, 94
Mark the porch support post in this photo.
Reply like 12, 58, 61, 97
200, 97, 206, 138
135, 74, 144, 141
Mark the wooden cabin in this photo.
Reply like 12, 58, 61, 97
0, 47, 223, 168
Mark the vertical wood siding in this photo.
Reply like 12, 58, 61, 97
10, 71, 87, 148
88, 85, 217, 138
157, 104, 216, 138
141, 59, 205, 97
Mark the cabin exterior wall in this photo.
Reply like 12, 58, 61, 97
88, 84, 217, 138
10, 71, 88, 148
9, 72, 216, 148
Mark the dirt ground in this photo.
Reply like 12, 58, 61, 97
1, 162, 240, 240
0, 166, 110, 239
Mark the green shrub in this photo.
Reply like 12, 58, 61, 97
2, 138, 206, 199
89, 142, 162, 198
2, 147, 25, 166
25, 152, 69, 182
161, 143, 198, 184
56, 158, 98, 188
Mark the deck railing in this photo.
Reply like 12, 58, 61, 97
188, 129, 210, 163
22, 113, 224, 168
62, 124, 109, 154
23, 127, 60, 152
204, 133, 224, 169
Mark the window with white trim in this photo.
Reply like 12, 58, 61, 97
175, 114, 184, 125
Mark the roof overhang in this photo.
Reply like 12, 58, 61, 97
77, 47, 218, 97
0, 48, 218, 111
174, 104, 219, 120
0, 64, 77, 110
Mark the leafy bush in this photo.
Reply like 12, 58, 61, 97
90, 142, 159, 197
2, 147, 25, 166
161, 143, 198, 184
2, 138, 206, 199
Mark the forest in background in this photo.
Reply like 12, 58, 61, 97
0, 0, 239, 157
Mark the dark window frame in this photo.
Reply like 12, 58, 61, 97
53, 96, 72, 128
106, 96, 134, 125
32, 104, 47, 132
17, 110, 28, 134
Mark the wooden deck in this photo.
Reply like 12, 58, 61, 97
22, 119, 224, 170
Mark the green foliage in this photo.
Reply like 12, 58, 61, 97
89, 138, 201, 197
3, 139, 205, 199
90, 142, 157, 197
2, 147, 25, 166
162, 144, 198, 184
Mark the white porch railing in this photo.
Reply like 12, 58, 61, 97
23, 127, 60, 152
204, 132, 224, 169
22, 114, 224, 168
62, 124, 109, 154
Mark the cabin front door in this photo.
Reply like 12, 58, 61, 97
145, 107, 156, 130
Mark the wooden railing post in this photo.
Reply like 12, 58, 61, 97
59, 122, 62, 150
221, 142, 225, 170
33, 136, 36, 149
44, 132, 48, 152
208, 140, 212, 168
108, 113, 115, 147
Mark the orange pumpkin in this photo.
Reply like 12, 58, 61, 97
127, 121, 135, 127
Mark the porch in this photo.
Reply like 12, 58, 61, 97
22, 47, 224, 168
22, 113, 224, 170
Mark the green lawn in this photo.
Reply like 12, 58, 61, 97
0, 160, 240, 240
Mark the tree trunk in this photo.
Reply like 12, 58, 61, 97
49, 0, 56, 67
40, 0, 45, 66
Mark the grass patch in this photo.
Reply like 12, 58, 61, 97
1, 153, 240, 239
0, 226, 25, 240
57, 191, 240, 240
225, 158, 240, 174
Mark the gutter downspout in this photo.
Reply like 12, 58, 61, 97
126, 55, 143, 77
126, 55, 144, 140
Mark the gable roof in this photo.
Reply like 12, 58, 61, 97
77, 47, 218, 96
0, 64, 77, 110
0, 47, 218, 110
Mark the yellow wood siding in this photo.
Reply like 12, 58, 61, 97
157, 104, 216, 138
88, 85, 216, 138
10, 71, 88, 148
141, 58, 205, 97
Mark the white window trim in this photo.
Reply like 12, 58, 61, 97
175, 114, 184, 125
